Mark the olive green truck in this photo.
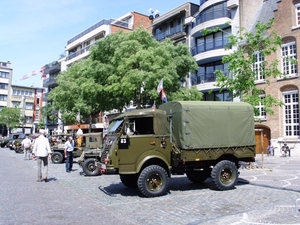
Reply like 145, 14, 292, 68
98, 101, 256, 197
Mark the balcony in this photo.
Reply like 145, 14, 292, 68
67, 19, 113, 45
43, 77, 57, 88
154, 24, 185, 42
44, 61, 61, 74
191, 70, 230, 85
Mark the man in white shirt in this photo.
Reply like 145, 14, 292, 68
21, 134, 32, 160
64, 136, 74, 173
32, 129, 51, 182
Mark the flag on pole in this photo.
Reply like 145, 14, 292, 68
161, 90, 168, 103
157, 79, 163, 93
76, 111, 80, 123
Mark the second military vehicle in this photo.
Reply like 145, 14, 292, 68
97, 101, 256, 197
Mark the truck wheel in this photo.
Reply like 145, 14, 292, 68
211, 160, 238, 190
137, 165, 169, 197
51, 152, 64, 164
120, 174, 138, 188
186, 171, 209, 183
82, 158, 100, 176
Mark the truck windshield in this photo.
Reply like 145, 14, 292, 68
108, 120, 123, 133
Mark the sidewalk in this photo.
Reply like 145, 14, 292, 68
238, 153, 300, 192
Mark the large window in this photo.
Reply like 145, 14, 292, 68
203, 90, 233, 101
195, 1, 230, 25
191, 61, 228, 85
281, 42, 297, 77
192, 28, 231, 55
283, 91, 299, 137
253, 52, 265, 82
255, 94, 266, 119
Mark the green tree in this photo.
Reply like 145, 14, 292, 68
0, 107, 22, 134
213, 19, 285, 115
48, 28, 200, 123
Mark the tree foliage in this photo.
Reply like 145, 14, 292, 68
212, 19, 285, 115
0, 107, 22, 133
48, 28, 200, 122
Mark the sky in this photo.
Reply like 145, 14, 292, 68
0, 0, 199, 88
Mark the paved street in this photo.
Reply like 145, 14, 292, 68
0, 147, 300, 225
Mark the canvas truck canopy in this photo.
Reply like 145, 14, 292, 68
159, 101, 256, 150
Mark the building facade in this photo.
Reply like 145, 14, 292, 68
189, 0, 241, 101
43, 12, 152, 134
239, 0, 300, 153
9, 85, 45, 134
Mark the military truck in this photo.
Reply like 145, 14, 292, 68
0, 133, 25, 148
97, 101, 256, 197
77, 132, 103, 176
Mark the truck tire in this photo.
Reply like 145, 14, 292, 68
120, 174, 138, 188
82, 158, 100, 176
186, 171, 209, 183
211, 160, 238, 190
51, 152, 64, 164
137, 165, 169, 197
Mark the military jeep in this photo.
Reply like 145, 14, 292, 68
50, 132, 103, 165
77, 132, 103, 176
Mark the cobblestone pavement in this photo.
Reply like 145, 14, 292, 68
0, 148, 300, 225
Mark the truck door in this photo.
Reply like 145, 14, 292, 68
118, 117, 156, 166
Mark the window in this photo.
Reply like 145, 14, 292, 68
0, 83, 8, 89
255, 94, 266, 119
0, 72, 9, 78
253, 52, 265, 82
283, 91, 299, 137
203, 90, 233, 101
296, 4, 300, 26
0, 95, 7, 101
281, 42, 297, 77
25, 102, 33, 110
12, 101, 20, 107
25, 116, 33, 123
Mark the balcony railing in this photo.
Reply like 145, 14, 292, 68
191, 70, 229, 85
66, 42, 98, 61
193, 8, 231, 27
154, 24, 184, 41
191, 38, 230, 56
67, 19, 113, 45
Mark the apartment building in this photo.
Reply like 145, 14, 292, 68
189, 0, 243, 101
0, 61, 12, 136
239, 0, 300, 153
43, 12, 152, 134
9, 85, 45, 134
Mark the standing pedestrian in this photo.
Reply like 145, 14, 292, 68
64, 136, 74, 173
21, 134, 32, 160
32, 129, 51, 182
267, 141, 274, 156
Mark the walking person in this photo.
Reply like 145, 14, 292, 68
64, 136, 74, 173
32, 129, 51, 182
21, 134, 32, 160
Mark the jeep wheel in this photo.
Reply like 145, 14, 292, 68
51, 152, 64, 164
137, 165, 169, 197
186, 171, 209, 184
211, 160, 238, 190
82, 158, 100, 176
120, 174, 138, 188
